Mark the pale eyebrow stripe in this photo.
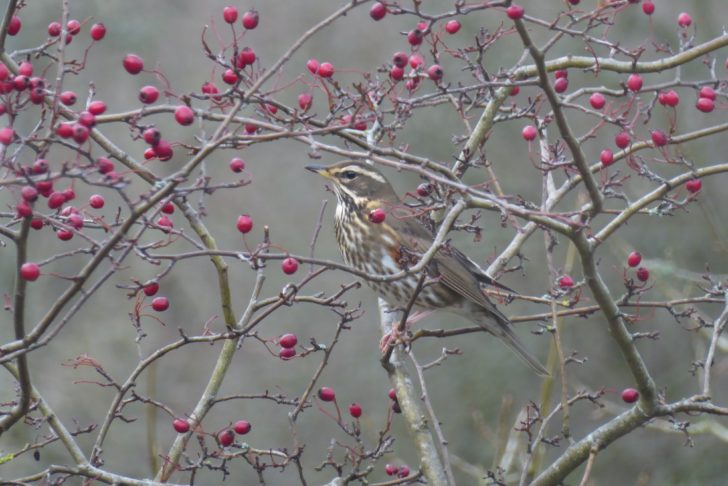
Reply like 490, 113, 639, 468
340, 165, 386, 183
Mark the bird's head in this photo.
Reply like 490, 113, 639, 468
306, 161, 398, 210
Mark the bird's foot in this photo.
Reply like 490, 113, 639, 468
378, 310, 434, 353
379, 326, 405, 353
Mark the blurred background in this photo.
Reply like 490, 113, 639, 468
1, 0, 727, 484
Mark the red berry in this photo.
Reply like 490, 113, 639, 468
123, 54, 144, 74
72, 124, 89, 144
589, 92, 606, 109
16, 200, 32, 218
368, 208, 386, 223
427, 64, 444, 81
201, 81, 220, 98
281, 257, 299, 275
20, 262, 40, 281
36, 180, 53, 196
97, 157, 114, 174
522, 125, 537, 141
696, 97, 714, 113
626, 74, 643, 92
686, 178, 702, 193
244, 124, 257, 134
445, 19, 461, 34
279, 333, 298, 349
636, 267, 649, 282
627, 251, 642, 268
398, 466, 410, 478
306, 58, 320, 75
63, 188, 76, 202
174, 105, 195, 126
650, 129, 668, 147
144, 282, 160, 296
409, 53, 424, 69
18, 61, 33, 77
48, 21, 61, 36
223, 6, 238, 24
67, 213, 83, 230
32, 159, 48, 174
60, 90, 77, 106
416, 183, 432, 197
600, 149, 615, 167
0, 63, 10, 81
7, 16, 21, 36
139, 85, 160, 104
13, 75, 29, 91
318, 62, 334, 78
407, 29, 423, 46
279, 347, 296, 360
161, 202, 174, 214
568, 0, 580, 5
370, 2, 387, 21
699, 86, 716, 100
621, 388, 639, 403
86, 101, 106, 116
151, 296, 169, 311
77, 111, 96, 128
30, 218, 43, 230
0, 127, 14, 145
392, 52, 408, 68
349, 403, 362, 418
21, 185, 38, 202
230, 157, 245, 173
233, 420, 251, 435
237, 47, 256, 67
385, 464, 399, 476
157, 215, 173, 231
677, 12, 692, 28
153, 140, 174, 161
388, 388, 397, 401
510, 86, 520, 96
48, 192, 66, 209
614, 131, 630, 149
172, 418, 190, 433
298, 92, 313, 111
222, 69, 238, 85
506, 4, 525, 20
236, 214, 253, 233
660, 90, 680, 107
553, 77, 568, 93
318, 387, 335, 402
143, 128, 161, 146
56, 122, 73, 138
89, 194, 105, 209
405, 78, 420, 91
642, 1, 655, 15
218, 429, 234, 447
558, 275, 574, 289
66, 19, 81, 35
242, 10, 259, 29
90, 23, 106, 41
57, 229, 73, 241
554, 70, 568, 79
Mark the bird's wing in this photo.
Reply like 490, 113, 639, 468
393, 215, 511, 318
448, 246, 517, 293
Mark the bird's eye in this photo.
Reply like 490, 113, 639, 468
341, 170, 358, 180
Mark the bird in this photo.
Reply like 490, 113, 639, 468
306, 160, 548, 376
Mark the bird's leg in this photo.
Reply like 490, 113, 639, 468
378, 310, 435, 353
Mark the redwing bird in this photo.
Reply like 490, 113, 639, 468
306, 161, 548, 376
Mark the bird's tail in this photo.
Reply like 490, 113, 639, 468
478, 308, 550, 376
496, 324, 550, 377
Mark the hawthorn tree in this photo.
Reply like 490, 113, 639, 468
1, 0, 728, 485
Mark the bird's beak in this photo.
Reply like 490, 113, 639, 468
305, 164, 331, 179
